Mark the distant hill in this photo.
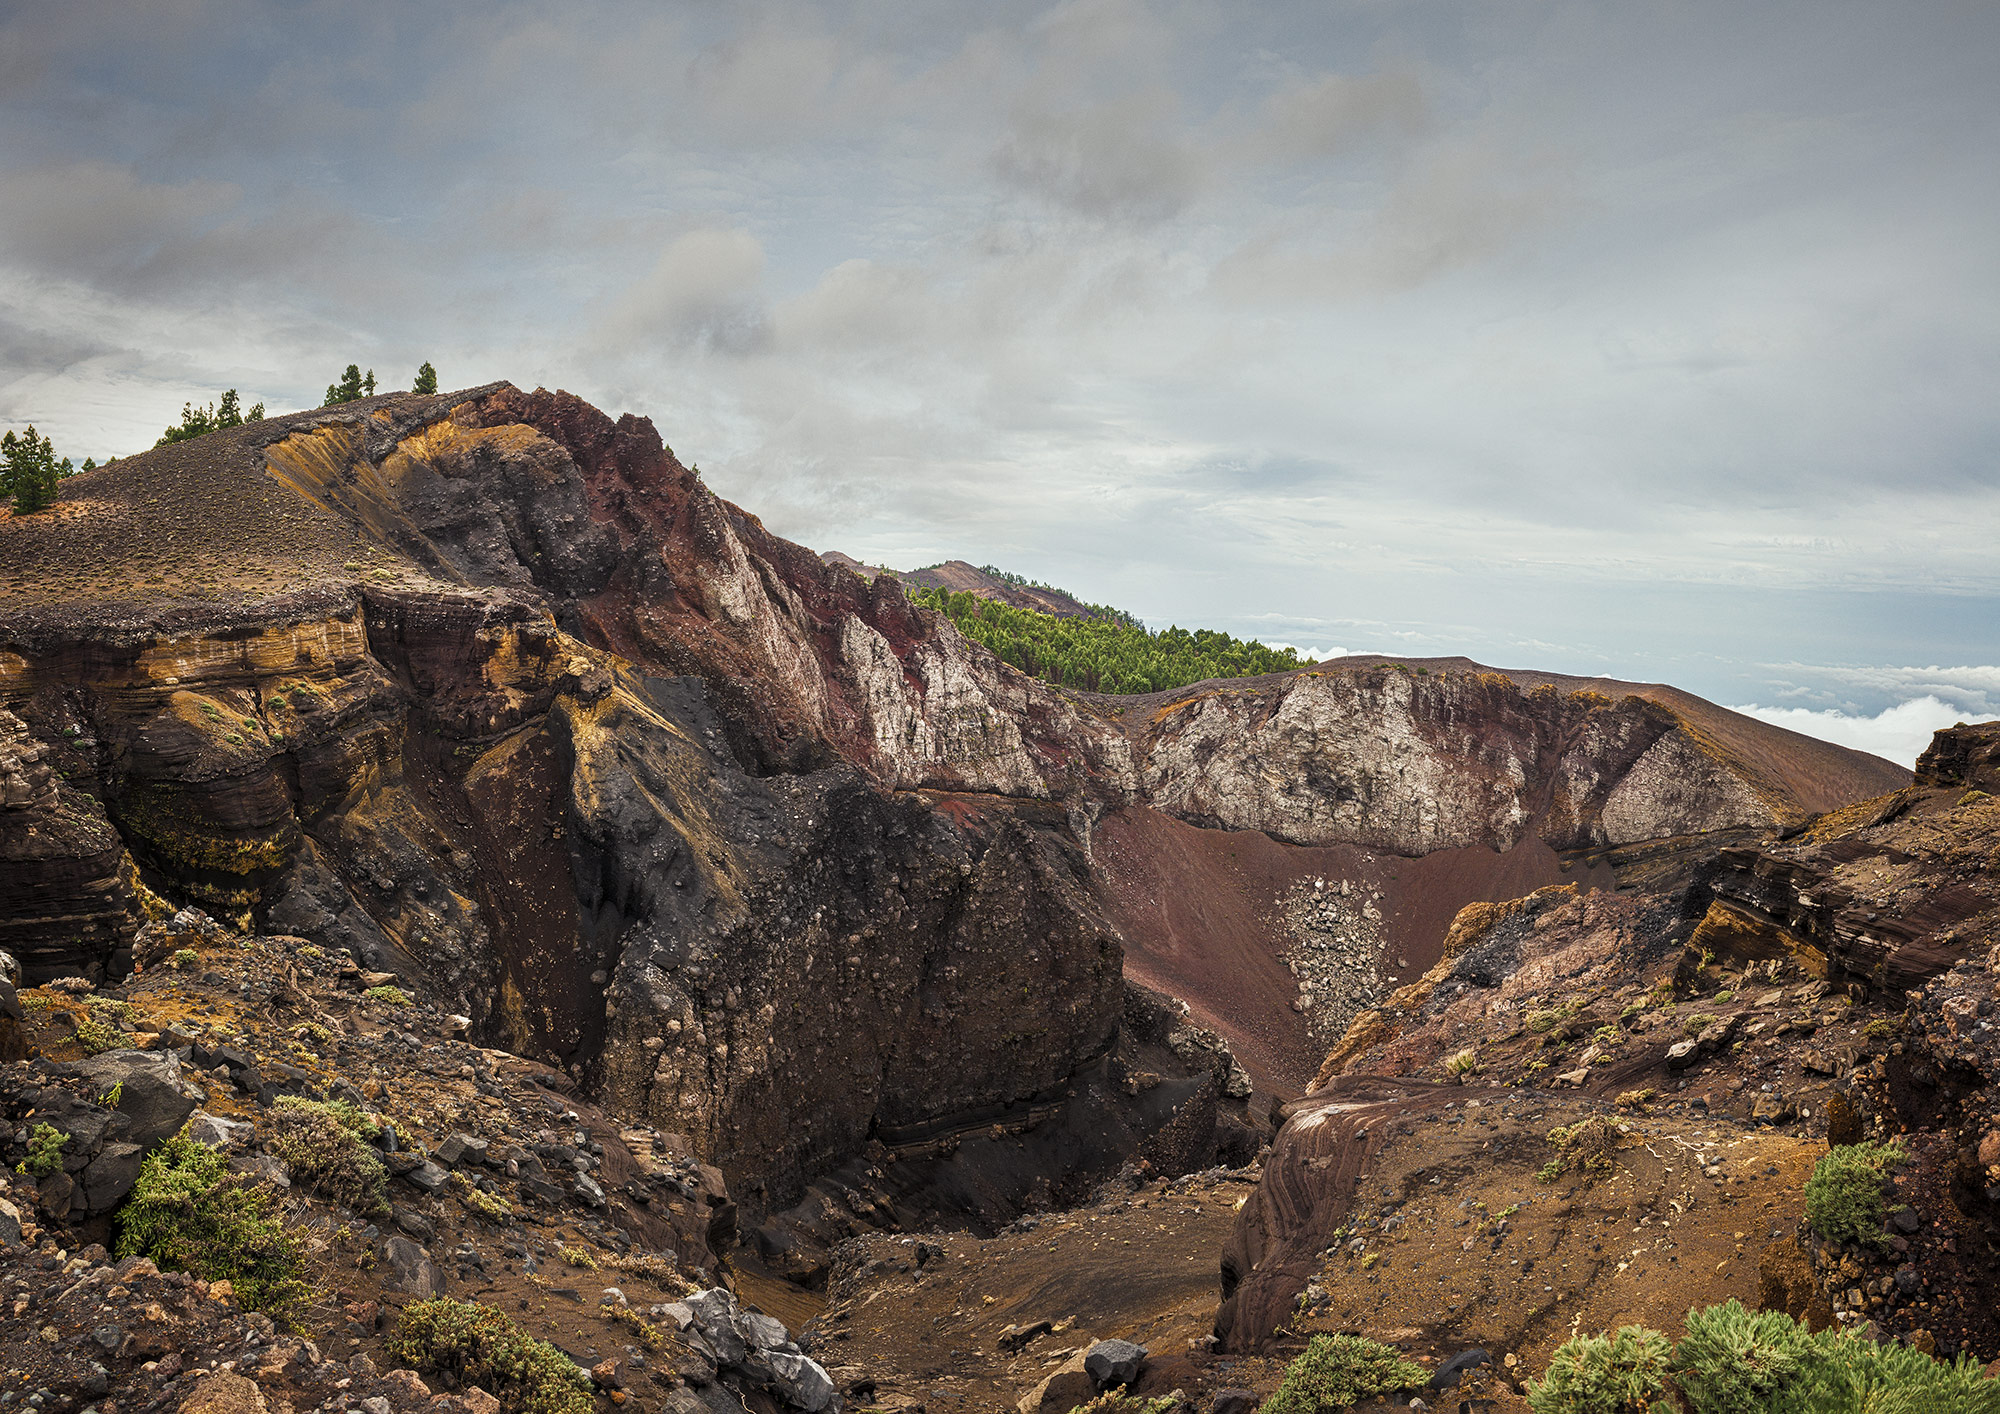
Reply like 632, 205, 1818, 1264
820, 553, 1123, 622
818, 552, 1306, 693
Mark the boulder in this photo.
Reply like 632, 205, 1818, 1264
379, 1236, 445, 1297
187, 1111, 256, 1151
684, 1287, 749, 1365
767, 1351, 840, 1413
79, 1141, 146, 1215
1084, 1339, 1147, 1390
65, 1049, 198, 1146
177, 1372, 268, 1414
1211, 1392, 1255, 1414
437, 1132, 489, 1168
1017, 1351, 1093, 1414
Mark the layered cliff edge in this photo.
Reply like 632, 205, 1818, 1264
0, 384, 1907, 1270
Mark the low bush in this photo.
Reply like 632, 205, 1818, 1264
1815, 1335, 2000, 1412
73, 1013, 127, 1055
1669, 1299, 1826, 1412
1258, 1333, 1428, 1414
268, 1096, 389, 1217
1804, 1141, 1905, 1248
1536, 1303, 2000, 1414
114, 1128, 313, 1325
362, 984, 410, 1006
1072, 1396, 1179, 1414
18, 1122, 68, 1176
1539, 1117, 1623, 1184
1527, 1325, 1673, 1413
387, 1297, 593, 1414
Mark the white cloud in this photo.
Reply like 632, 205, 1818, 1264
1759, 664, 2000, 719
1729, 696, 2000, 770
602, 228, 773, 355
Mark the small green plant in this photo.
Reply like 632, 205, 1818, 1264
1803, 1141, 1906, 1248
452, 1173, 513, 1223
18, 1122, 69, 1176
115, 1128, 313, 1326
97, 1081, 125, 1109
1072, 1396, 1180, 1414
268, 1096, 389, 1216
1528, 1325, 1672, 1413
1863, 1016, 1903, 1040
290, 1021, 334, 1047
169, 948, 199, 970
1539, 1117, 1622, 1184
363, 985, 410, 1006
1682, 1012, 1720, 1038
1258, 1333, 1428, 1414
1442, 1047, 1480, 1079
387, 1298, 593, 1414
558, 1244, 600, 1270
73, 1013, 126, 1055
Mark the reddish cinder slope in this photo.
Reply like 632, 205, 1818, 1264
1092, 805, 1616, 1094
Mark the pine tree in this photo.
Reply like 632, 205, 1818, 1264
81, 458, 97, 473
2, 425, 60, 514
323, 365, 365, 406
362, 369, 376, 397
412, 362, 438, 395
158, 388, 255, 446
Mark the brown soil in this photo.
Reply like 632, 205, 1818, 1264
812, 1170, 1260, 1412
1092, 805, 1614, 1094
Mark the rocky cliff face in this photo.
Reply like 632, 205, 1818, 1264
0, 383, 1909, 1258
1216, 722, 1999, 1358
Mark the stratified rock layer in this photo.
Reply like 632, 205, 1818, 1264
0, 382, 1909, 1236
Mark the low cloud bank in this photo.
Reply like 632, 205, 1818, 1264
1730, 695, 2000, 770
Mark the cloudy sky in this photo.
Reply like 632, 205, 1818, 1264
4, 2, 1996, 765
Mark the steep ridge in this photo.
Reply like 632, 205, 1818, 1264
0, 383, 1907, 1277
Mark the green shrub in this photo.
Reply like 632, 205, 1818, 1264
1527, 1325, 1672, 1413
1258, 1333, 1428, 1414
1814, 1335, 2000, 1413
1539, 1117, 1623, 1184
1804, 1141, 1906, 1247
268, 1096, 389, 1216
114, 1128, 312, 1325
387, 1297, 593, 1414
1682, 1012, 1720, 1038
73, 1013, 126, 1055
1071, 1396, 1179, 1414
18, 1122, 69, 1176
363, 984, 410, 1006
1670, 1300, 1827, 1412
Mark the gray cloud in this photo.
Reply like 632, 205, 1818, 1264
993, 89, 1203, 222
0, 0, 1993, 724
